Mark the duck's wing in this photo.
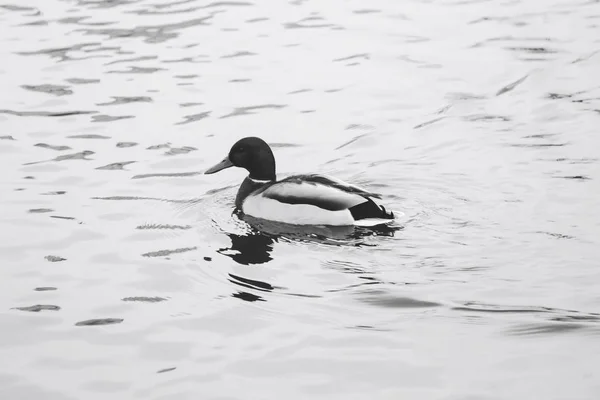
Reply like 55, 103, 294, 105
255, 174, 378, 211
281, 174, 382, 198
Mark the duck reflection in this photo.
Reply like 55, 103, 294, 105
217, 212, 402, 266
218, 215, 402, 303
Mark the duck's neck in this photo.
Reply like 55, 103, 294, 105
235, 176, 274, 208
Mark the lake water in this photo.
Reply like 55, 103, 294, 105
1, 0, 600, 399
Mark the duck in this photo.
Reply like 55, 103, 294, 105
204, 137, 395, 226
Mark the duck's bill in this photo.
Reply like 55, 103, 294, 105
205, 156, 234, 174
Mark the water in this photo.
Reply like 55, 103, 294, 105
1, 0, 600, 398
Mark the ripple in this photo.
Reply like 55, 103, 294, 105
21, 84, 73, 96
68, 134, 110, 139
33, 287, 57, 291
141, 247, 198, 258
122, 296, 167, 303
96, 161, 136, 170
75, 318, 124, 326
0, 109, 96, 117
220, 104, 286, 118
44, 255, 66, 262
177, 111, 211, 124
97, 96, 152, 106
13, 305, 61, 312
34, 143, 71, 151
91, 114, 134, 122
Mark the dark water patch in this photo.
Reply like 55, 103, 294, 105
204, 257, 212, 261
229, 78, 251, 83
0, 4, 37, 12
220, 104, 286, 118
270, 142, 301, 148
122, 296, 167, 303
75, 318, 123, 326
147, 143, 171, 150
506, 46, 559, 54
221, 50, 256, 58
360, 290, 441, 309
66, 78, 101, 84
28, 208, 54, 213
247, 17, 268, 23
232, 291, 265, 302
510, 143, 568, 148
24, 150, 95, 165
136, 224, 192, 230
336, 133, 369, 149
202, 1, 253, 8
180, 102, 204, 107
116, 142, 138, 148
142, 247, 197, 258
22, 84, 73, 96
496, 74, 528, 96
413, 117, 445, 130
228, 274, 277, 292
333, 53, 369, 62
21, 20, 48, 27
162, 56, 209, 64
80, 16, 214, 44
34, 143, 71, 151
288, 89, 312, 94
45, 255, 66, 262
24, 176, 35, 179
50, 215, 77, 221
93, 195, 195, 204
508, 322, 591, 336
324, 88, 343, 93
174, 74, 198, 79
554, 175, 590, 180
13, 305, 60, 312
105, 55, 157, 66
353, 9, 380, 14
108, 66, 165, 74
41, 191, 66, 195
283, 17, 334, 30
98, 96, 152, 106
1, 135, 16, 140
17, 42, 101, 62
164, 146, 197, 155
68, 134, 110, 139
157, 367, 176, 374
96, 161, 136, 170
453, 302, 549, 314
0, 109, 96, 117
91, 114, 134, 122
132, 171, 201, 179
464, 114, 510, 122
177, 111, 211, 125
34, 287, 57, 291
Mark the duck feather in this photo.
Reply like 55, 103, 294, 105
253, 174, 380, 212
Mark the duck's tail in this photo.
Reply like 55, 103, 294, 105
349, 198, 395, 221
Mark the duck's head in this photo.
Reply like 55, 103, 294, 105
204, 136, 276, 181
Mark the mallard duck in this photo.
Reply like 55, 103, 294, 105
205, 137, 395, 226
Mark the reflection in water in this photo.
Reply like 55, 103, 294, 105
217, 213, 403, 266
217, 231, 275, 265
217, 214, 403, 303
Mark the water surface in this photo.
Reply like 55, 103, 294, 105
1, 0, 600, 399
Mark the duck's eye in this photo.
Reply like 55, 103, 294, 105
238, 147, 245, 152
